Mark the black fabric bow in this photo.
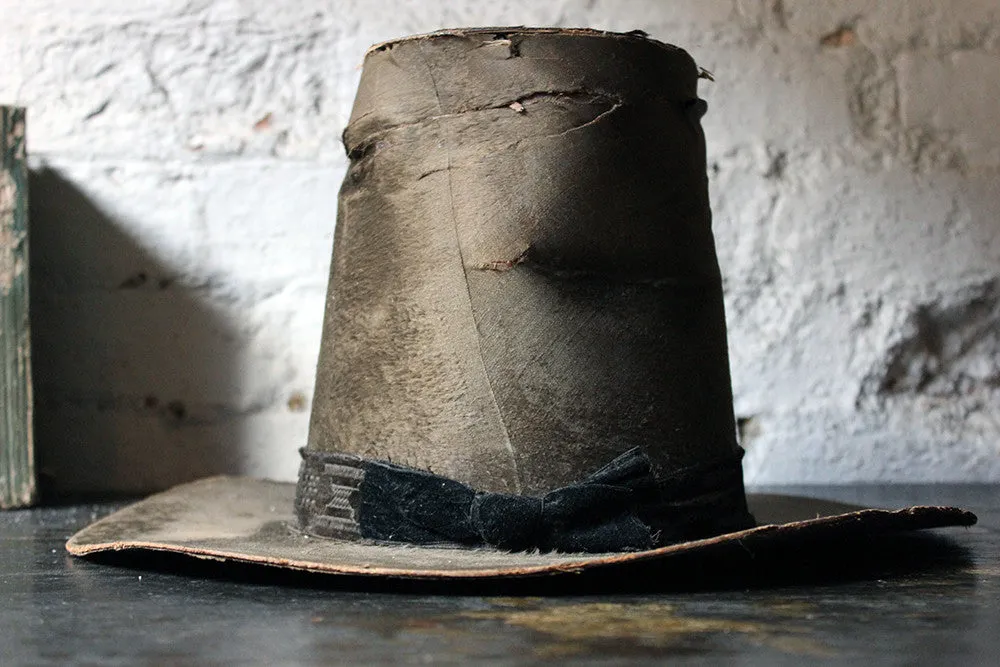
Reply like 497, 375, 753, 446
358, 447, 659, 553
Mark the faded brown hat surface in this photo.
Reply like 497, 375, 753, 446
67, 27, 975, 579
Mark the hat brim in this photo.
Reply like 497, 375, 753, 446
65, 476, 976, 579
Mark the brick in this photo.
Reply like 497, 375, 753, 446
898, 51, 1000, 168
1, 1, 997, 490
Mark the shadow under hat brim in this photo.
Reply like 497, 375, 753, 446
65, 476, 977, 580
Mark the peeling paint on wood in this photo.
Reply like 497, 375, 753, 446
0, 106, 34, 509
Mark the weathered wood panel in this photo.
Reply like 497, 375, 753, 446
0, 106, 34, 509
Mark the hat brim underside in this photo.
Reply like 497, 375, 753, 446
66, 476, 976, 579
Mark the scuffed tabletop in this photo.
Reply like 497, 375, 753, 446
2, 485, 998, 665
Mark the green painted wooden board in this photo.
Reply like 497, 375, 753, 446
0, 106, 34, 509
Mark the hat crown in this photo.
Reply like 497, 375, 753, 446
307, 28, 740, 495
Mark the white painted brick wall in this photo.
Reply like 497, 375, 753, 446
1, 0, 997, 493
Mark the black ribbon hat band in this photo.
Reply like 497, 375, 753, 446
295, 446, 754, 554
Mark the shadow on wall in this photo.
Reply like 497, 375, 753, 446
29, 167, 242, 499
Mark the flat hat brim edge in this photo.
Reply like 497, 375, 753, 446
65, 476, 978, 580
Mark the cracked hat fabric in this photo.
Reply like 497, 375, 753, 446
311, 27, 735, 498
67, 27, 977, 581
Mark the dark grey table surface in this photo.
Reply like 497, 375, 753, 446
2, 485, 997, 666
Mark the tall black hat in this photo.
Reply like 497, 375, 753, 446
68, 28, 974, 580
